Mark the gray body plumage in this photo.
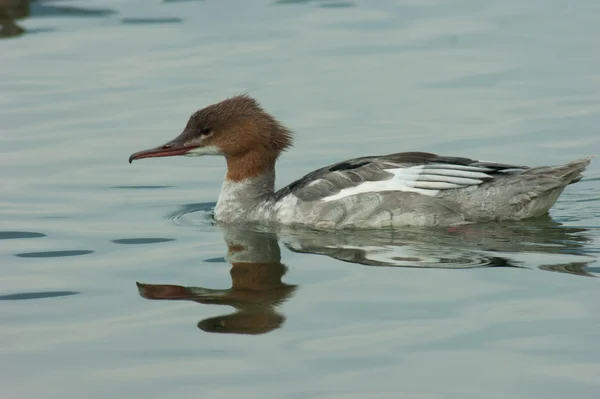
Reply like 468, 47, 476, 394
214, 152, 592, 229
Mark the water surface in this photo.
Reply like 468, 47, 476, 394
1, 0, 600, 398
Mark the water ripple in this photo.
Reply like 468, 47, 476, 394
0, 291, 80, 301
14, 250, 94, 258
121, 18, 183, 25
165, 202, 216, 228
111, 238, 175, 245
0, 231, 46, 240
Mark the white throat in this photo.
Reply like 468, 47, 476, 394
214, 172, 276, 223
184, 145, 223, 156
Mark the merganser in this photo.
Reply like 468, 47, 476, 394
129, 95, 593, 228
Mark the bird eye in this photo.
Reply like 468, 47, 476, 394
200, 127, 212, 135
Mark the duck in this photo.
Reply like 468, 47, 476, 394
129, 95, 593, 229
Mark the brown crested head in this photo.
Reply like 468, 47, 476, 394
187, 94, 293, 157
129, 95, 293, 164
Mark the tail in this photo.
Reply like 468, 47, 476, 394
459, 156, 594, 221
508, 156, 593, 218
523, 156, 593, 186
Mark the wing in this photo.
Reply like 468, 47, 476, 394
274, 152, 528, 202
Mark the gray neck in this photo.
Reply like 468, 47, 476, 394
214, 171, 276, 223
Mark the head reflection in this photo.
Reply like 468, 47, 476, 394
137, 229, 297, 335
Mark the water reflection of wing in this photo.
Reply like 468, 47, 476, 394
137, 228, 297, 335
280, 216, 596, 277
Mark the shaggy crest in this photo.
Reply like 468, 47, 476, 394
189, 94, 293, 154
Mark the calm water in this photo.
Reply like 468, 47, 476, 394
2, 0, 600, 398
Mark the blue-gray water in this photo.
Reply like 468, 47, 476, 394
2, 1, 600, 398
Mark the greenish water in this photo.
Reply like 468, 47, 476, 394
1, 0, 600, 398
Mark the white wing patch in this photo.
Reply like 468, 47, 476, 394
321, 164, 493, 202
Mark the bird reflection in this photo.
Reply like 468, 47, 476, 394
137, 215, 596, 336
137, 229, 297, 335
280, 215, 596, 277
